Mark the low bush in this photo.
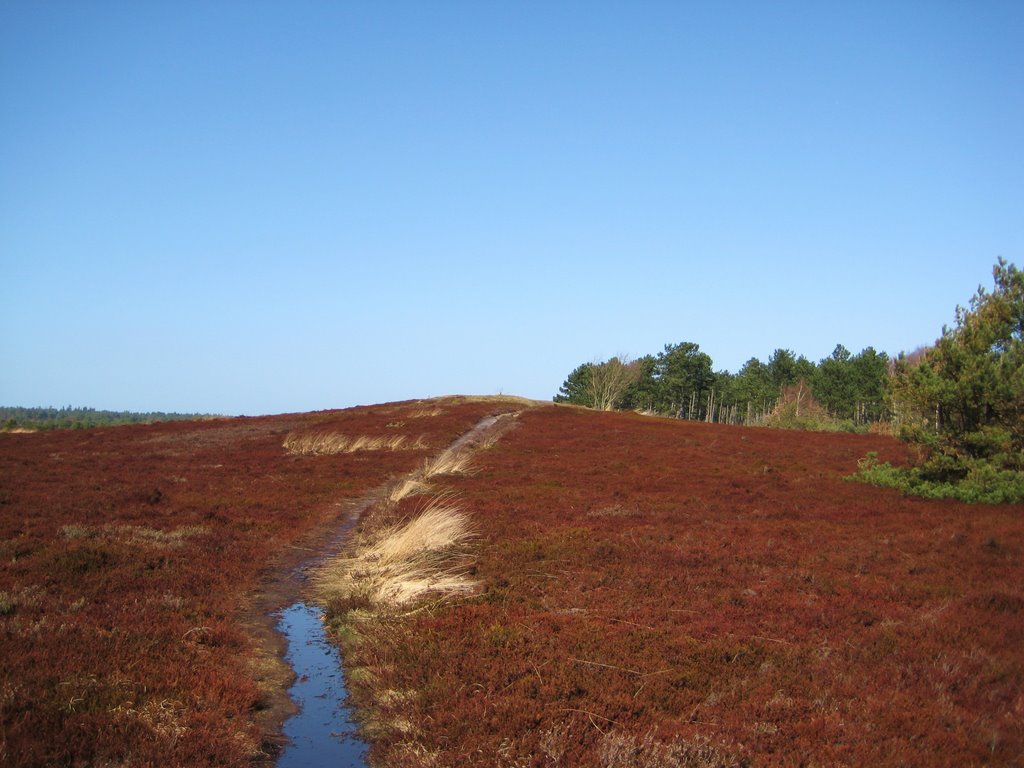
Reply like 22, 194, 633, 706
854, 452, 1024, 504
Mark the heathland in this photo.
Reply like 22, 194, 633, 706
1, 396, 1021, 766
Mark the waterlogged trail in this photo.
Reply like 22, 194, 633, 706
275, 603, 367, 768
269, 410, 522, 766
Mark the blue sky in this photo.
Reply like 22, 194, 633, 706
2, 1, 1021, 415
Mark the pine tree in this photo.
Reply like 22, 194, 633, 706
890, 258, 1024, 477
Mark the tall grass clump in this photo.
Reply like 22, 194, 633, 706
283, 432, 427, 455
385, 450, 477, 504
386, 476, 430, 504
405, 406, 444, 418
313, 497, 476, 609
422, 449, 476, 479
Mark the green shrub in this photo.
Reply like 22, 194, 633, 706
853, 452, 1024, 505
889, 259, 1024, 475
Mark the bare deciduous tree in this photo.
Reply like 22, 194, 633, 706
586, 356, 642, 411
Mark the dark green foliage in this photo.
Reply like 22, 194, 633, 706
730, 358, 776, 407
890, 259, 1023, 476
553, 363, 594, 406
849, 347, 890, 421
652, 342, 715, 417
816, 345, 855, 415
815, 345, 889, 423
855, 453, 1024, 505
716, 357, 779, 424
767, 348, 816, 391
618, 355, 658, 411
555, 342, 890, 429
855, 259, 1024, 503
556, 345, 717, 416
0, 406, 214, 430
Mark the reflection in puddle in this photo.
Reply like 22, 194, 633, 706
276, 602, 368, 768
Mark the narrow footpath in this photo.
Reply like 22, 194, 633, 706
255, 411, 522, 766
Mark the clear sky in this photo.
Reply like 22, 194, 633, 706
2, 1, 1021, 415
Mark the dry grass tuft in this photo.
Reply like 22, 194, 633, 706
385, 449, 477, 504
405, 407, 444, 418
387, 476, 430, 504
422, 449, 476, 479
314, 497, 476, 608
60, 524, 208, 547
347, 435, 409, 453
283, 432, 428, 455
283, 431, 350, 455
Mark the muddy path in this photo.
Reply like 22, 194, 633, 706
247, 410, 523, 763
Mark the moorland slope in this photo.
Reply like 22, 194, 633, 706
1, 398, 1021, 766
321, 404, 1023, 767
0, 397, 523, 766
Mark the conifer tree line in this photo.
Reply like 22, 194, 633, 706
554, 342, 888, 430
555, 259, 1023, 450
0, 406, 212, 431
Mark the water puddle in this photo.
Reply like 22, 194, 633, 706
275, 602, 368, 768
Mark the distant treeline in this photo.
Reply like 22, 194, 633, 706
554, 342, 889, 431
1, 406, 215, 431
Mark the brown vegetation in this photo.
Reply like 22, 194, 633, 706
3, 397, 1020, 766
0, 397, 521, 767
327, 406, 1024, 767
